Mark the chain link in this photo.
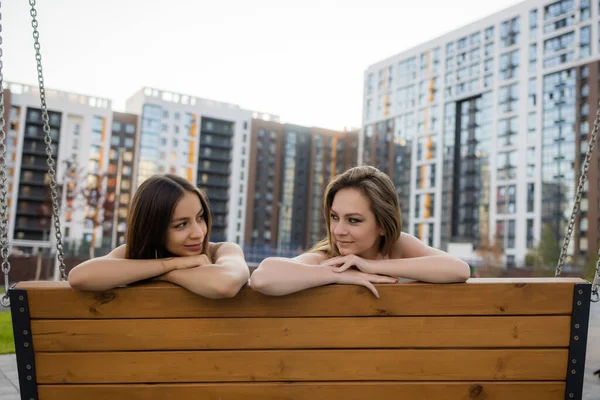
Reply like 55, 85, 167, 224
556, 96, 600, 277
0, 1, 12, 308
592, 249, 599, 302
29, 0, 66, 280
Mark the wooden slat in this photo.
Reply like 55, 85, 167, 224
35, 349, 568, 383
16, 278, 586, 318
37, 382, 566, 400
31, 316, 571, 351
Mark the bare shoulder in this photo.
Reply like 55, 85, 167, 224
105, 244, 127, 259
391, 232, 447, 259
291, 251, 330, 265
208, 242, 244, 260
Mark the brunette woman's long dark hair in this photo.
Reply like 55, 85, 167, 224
125, 174, 212, 259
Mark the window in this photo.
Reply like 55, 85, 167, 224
498, 83, 519, 113
498, 117, 518, 147
497, 185, 516, 213
544, 31, 575, 56
527, 147, 536, 177
529, 44, 537, 73
485, 26, 494, 41
580, 0, 590, 20
499, 49, 519, 80
500, 17, 520, 48
529, 9, 538, 40
507, 220, 516, 249
112, 122, 122, 132
528, 78, 537, 107
506, 255, 515, 267
527, 219, 534, 248
580, 26, 591, 58
528, 112, 536, 143
125, 124, 135, 134
497, 151, 517, 179
527, 183, 535, 212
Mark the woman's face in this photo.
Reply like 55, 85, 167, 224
164, 191, 207, 256
329, 188, 383, 260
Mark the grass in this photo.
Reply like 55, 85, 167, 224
0, 290, 15, 355
0, 311, 14, 355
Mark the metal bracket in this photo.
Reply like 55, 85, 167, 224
9, 289, 39, 400
564, 283, 591, 400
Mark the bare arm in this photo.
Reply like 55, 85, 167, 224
68, 245, 173, 291
250, 252, 397, 297
155, 242, 250, 299
250, 253, 337, 296
324, 233, 470, 283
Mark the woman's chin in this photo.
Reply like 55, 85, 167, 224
338, 247, 352, 256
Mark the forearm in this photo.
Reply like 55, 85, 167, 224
157, 264, 249, 299
372, 256, 471, 283
68, 258, 170, 291
250, 258, 338, 296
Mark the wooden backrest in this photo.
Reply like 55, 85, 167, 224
10, 278, 591, 400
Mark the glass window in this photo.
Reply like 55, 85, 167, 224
485, 26, 494, 41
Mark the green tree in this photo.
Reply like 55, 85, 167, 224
533, 224, 562, 276
583, 256, 599, 282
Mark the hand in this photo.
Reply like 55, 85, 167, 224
162, 254, 211, 272
333, 269, 397, 298
321, 254, 377, 274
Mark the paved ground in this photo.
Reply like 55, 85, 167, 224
0, 303, 597, 399
0, 354, 19, 400
583, 301, 600, 400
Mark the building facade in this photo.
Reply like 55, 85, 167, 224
244, 117, 359, 262
4, 82, 113, 255
362, 0, 600, 266
126, 88, 252, 244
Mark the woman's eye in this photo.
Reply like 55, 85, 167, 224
349, 218, 361, 224
197, 214, 204, 221
330, 214, 338, 221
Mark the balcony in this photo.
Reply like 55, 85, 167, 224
200, 140, 233, 150
197, 165, 231, 176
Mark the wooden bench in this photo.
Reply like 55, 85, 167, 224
9, 278, 592, 400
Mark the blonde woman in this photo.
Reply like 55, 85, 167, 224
251, 166, 470, 298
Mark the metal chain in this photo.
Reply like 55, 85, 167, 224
0, 1, 12, 308
592, 249, 600, 303
29, 0, 66, 280
555, 92, 600, 301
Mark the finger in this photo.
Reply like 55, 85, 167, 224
333, 261, 352, 272
363, 281, 379, 298
370, 275, 398, 283
320, 256, 343, 266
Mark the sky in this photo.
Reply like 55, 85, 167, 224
4, 0, 522, 130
